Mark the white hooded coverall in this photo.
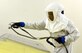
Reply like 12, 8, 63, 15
24, 3, 79, 53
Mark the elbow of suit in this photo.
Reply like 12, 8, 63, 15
65, 30, 80, 43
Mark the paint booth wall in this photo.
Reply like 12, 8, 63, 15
0, 0, 81, 53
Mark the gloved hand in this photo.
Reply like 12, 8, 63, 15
55, 36, 65, 44
11, 22, 25, 28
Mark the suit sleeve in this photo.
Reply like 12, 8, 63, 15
65, 21, 80, 43
24, 20, 47, 30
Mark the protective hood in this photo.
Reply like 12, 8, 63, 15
45, 2, 68, 33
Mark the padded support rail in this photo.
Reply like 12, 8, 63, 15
0, 33, 48, 52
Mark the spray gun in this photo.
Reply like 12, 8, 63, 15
9, 23, 68, 53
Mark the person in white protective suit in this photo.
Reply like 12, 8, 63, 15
11, 2, 79, 53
